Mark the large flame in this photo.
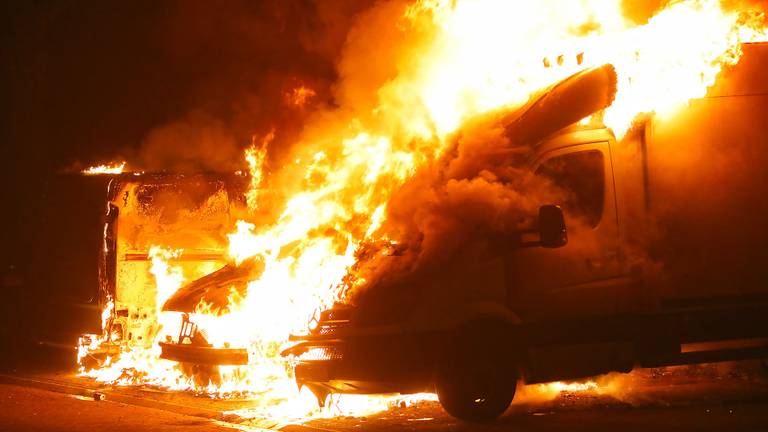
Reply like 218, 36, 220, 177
79, 0, 767, 421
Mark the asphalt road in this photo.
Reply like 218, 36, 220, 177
0, 383, 240, 432
1, 361, 768, 431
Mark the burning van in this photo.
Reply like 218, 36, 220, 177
283, 42, 768, 421
74, 0, 768, 422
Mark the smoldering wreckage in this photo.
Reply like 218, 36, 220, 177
74, 0, 768, 423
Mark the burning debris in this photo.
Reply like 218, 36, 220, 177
75, 0, 768, 421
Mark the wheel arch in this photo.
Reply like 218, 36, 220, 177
435, 302, 522, 422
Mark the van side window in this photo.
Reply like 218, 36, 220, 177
536, 150, 604, 228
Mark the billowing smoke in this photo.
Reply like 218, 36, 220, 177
328, 0, 768, 318
139, 112, 241, 173
344, 112, 565, 320
127, 0, 375, 173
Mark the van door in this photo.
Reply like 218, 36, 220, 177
506, 140, 627, 321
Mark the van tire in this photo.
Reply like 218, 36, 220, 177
435, 321, 517, 422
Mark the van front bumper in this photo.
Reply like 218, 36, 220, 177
283, 332, 445, 396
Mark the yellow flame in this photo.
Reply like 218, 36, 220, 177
82, 161, 126, 175
548, 380, 599, 393
79, 247, 192, 390
286, 85, 317, 107
76, 298, 114, 368
149, 246, 185, 312
79, 0, 767, 420
245, 131, 273, 210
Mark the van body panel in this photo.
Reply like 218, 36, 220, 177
645, 94, 768, 306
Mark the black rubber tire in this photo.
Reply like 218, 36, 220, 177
435, 321, 517, 422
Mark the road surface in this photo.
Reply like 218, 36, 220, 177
1, 361, 767, 431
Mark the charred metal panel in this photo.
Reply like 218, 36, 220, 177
100, 173, 247, 348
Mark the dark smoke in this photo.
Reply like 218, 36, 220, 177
345, 112, 564, 322
133, 0, 375, 173
5, 0, 375, 174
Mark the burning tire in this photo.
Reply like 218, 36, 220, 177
435, 320, 517, 422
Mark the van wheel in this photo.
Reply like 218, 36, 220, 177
435, 321, 517, 422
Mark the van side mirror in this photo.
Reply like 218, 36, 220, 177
539, 205, 567, 248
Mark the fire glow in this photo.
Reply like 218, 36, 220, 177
77, 0, 767, 421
